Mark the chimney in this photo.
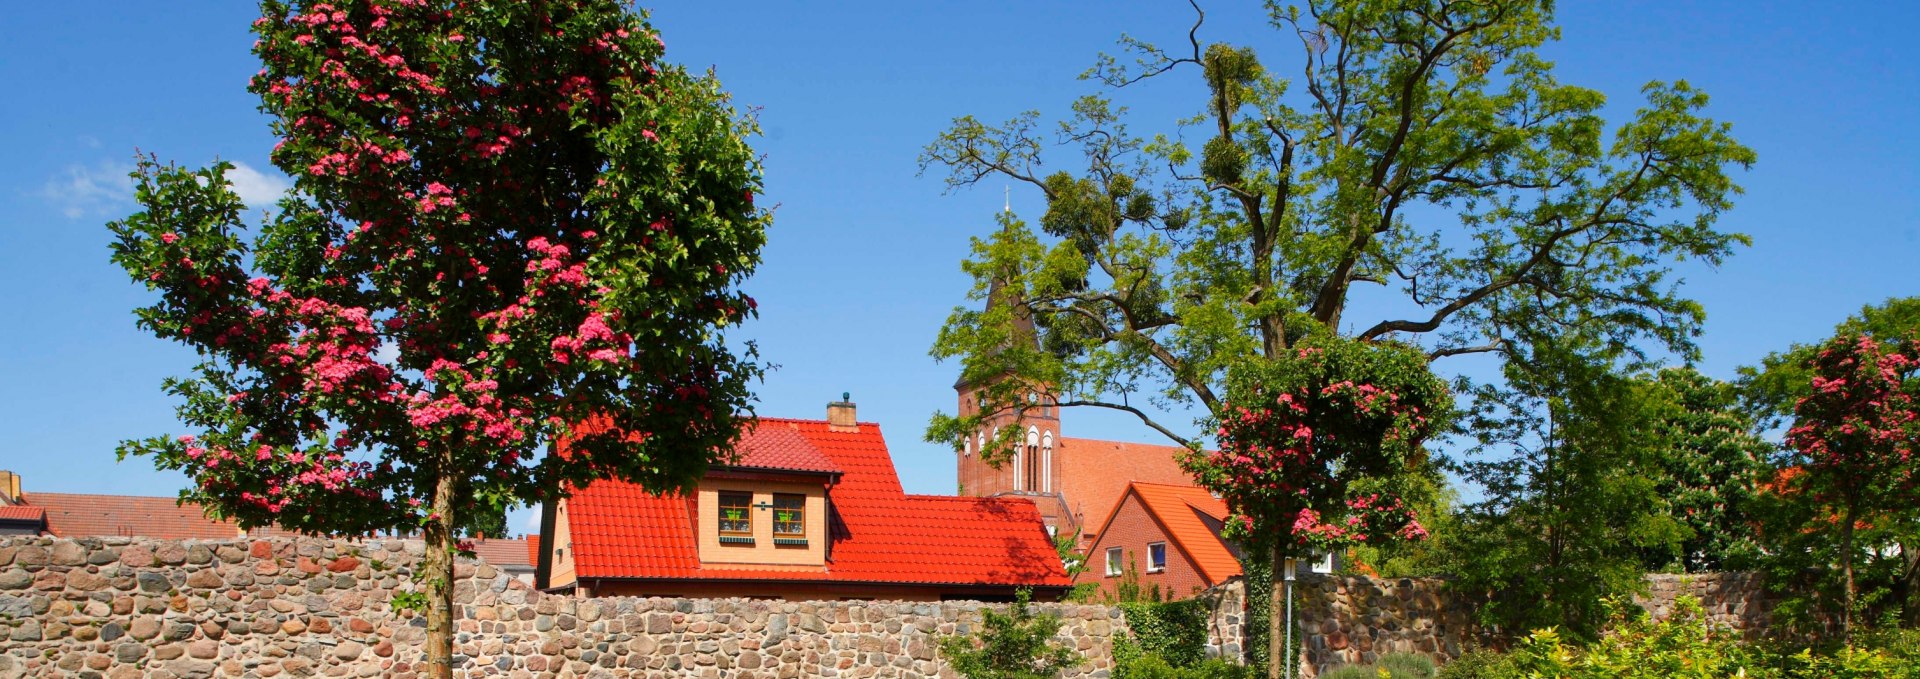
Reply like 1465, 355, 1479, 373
0, 470, 19, 504
827, 393, 858, 431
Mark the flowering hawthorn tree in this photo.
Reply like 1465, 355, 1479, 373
1181, 335, 1449, 668
106, 1, 768, 675
1784, 333, 1920, 638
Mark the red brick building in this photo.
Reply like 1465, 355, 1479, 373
536, 400, 1071, 601
1078, 482, 1244, 599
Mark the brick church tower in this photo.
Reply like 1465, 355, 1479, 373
953, 282, 1074, 541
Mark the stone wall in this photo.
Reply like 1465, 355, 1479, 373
0, 536, 1130, 678
1226, 571, 1776, 676
1634, 572, 1777, 640
0, 536, 1775, 678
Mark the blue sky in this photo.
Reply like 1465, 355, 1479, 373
2, 2, 1915, 535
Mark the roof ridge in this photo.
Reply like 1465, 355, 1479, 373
1131, 480, 1207, 490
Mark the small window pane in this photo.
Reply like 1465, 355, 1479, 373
1106, 547, 1123, 576
1148, 543, 1167, 572
718, 491, 752, 535
773, 494, 805, 536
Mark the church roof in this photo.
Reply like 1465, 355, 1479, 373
561, 418, 1070, 589
1054, 437, 1197, 536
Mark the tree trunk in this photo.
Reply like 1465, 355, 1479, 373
422, 470, 458, 679
1840, 502, 1857, 642
1269, 542, 1287, 679
1903, 540, 1920, 628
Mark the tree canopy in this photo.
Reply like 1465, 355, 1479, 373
921, 2, 1752, 674
106, 1, 768, 675
923, 0, 1753, 457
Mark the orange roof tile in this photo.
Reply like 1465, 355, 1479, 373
726, 424, 841, 474
467, 537, 533, 568
1056, 437, 1195, 532
1096, 482, 1243, 584
563, 417, 1069, 589
25, 492, 246, 540
0, 505, 45, 524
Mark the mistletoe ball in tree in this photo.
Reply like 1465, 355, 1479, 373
107, 1, 768, 675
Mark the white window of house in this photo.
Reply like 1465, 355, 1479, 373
1105, 547, 1123, 577
1148, 542, 1167, 573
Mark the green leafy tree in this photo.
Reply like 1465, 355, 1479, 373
1640, 367, 1771, 573
940, 589, 1083, 679
104, 1, 767, 675
919, 2, 1751, 673
1448, 336, 1688, 640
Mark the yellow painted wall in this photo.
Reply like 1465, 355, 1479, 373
695, 480, 827, 568
547, 498, 577, 589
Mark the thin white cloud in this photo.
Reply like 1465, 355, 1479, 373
224, 161, 291, 213
38, 161, 133, 219
522, 505, 543, 532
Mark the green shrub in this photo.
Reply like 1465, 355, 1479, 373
938, 589, 1081, 679
1434, 649, 1518, 679
1113, 646, 1250, 679
1376, 652, 1436, 678
1120, 599, 1211, 668
1317, 665, 1383, 679
1318, 653, 1437, 679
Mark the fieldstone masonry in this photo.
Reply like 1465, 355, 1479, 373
0, 536, 1135, 678
0, 536, 1773, 677
1222, 571, 1777, 676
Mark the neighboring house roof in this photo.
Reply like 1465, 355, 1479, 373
563, 417, 1069, 589
467, 537, 534, 569
23, 492, 534, 568
1096, 481, 1243, 584
1056, 437, 1195, 531
25, 492, 246, 539
0, 504, 45, 526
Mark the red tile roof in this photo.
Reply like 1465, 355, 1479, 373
0, 505, 46, 524
726, 424, 842, 474
564, 417, 1069, 588
1113, 482, 1242, 584
467, 536, 534, 568
25, 492, 247, 539
1056, 437, 1195, 533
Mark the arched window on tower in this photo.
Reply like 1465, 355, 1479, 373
1024, 427, 1041, 492
1042, 431, 1054, 493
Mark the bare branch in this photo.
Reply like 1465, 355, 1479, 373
1057, 399, 1195, 449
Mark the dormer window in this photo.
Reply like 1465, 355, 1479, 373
718, 491, 753, 544
773, 494, 806, 545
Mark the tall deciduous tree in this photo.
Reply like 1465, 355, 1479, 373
106, 2, 768, 675
1783, 333, 1920, 638
1641, 367, 1770, 573
920, 2, 1751, 673
1448, 335, 1688, 640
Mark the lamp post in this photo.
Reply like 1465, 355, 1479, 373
1283, 556, 1297, 679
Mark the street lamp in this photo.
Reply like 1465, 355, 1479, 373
1282, 557, 1297, 679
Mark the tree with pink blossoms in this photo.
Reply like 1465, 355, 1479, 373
1784, 333, 1920, 639
1181, 334, 1451, 669
106, 1, 767, 675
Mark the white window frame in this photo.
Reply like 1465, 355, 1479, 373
1105, 547, 1123, 577
1147, 542, 1167, 573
